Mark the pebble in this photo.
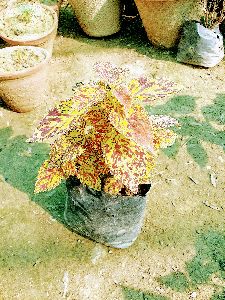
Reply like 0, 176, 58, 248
190, 291, 197, 298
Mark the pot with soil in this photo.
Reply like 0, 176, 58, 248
0, 3, 58, 56
29, 62, 179, 248
134, 0, 205, 48
0, 46, 50, 113
68, 0, 122, 37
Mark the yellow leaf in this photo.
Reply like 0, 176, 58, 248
109, 102, 154, 153
30, 84, 107, 142
76, 148, 110, 191
35, 160, 64, 193
103, 177, 124, 195
102, 128, 154, 194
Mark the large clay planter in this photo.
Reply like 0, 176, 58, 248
64, 177, 151, 248
68, 0, 121, 37
0, 46, 50, 113
0, 4, 58, 56
134, 0, 205, 48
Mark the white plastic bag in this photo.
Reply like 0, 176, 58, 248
177, 21, 224, 68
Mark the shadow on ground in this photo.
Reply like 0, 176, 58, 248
146, 94, 225, 167
0, 127, 67, 224
0, 94, 224, 225
123, 231, 225, 300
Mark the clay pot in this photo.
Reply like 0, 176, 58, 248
41, 0, 63, 17
134, 0, 205, 48
68, 0, 121, 37
0, 4, 58, 56
0, 46, 50, 113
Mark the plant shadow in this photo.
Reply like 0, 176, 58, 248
146, 94, 225, 167
122, 231, 225, 300
157, 231, 225, 300
0, 127, 67, 225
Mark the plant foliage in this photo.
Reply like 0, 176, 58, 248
202, 0, 225, 29
29, 63, 179, 195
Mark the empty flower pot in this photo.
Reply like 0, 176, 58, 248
68, 0, 122, 37
134, 0, 205, 48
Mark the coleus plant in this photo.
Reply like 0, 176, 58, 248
29, 62, 179, 196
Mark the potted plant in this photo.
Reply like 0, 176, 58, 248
68, 0, 122, 37
29, 62, 179, 248
177, 0, 225, 67
0, 2, 58, 56
0, 46, 50, 112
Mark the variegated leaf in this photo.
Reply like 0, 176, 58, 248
150, 115, 178, 149
153, 127, 177, 149
76, 148, 110, 191
102, 128, 154, 194
34, 160, 64, 193
61, 160, 78, 178
111, 77, 179, 108
29, 84, 107, 142
103, 177, 124, 195
94, 62, 129, 85
150, 114, 179, 129
49, 130, 86, 167
109, 103, 154, 153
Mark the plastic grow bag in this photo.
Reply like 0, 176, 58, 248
64, 177, 150, 248
177, 21, 224, 68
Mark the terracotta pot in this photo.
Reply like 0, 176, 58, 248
0, 4, 58, 56
134, 0, 205, 48
41, 0, 63, 17
0, 46, 50, 113
68, 0, 122, 37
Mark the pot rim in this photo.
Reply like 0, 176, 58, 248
0, 4, 58, 45
0, 46, 51, 80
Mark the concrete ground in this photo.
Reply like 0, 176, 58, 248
0, 4, 224, 300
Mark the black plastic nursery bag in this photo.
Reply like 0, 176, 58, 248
64, 177, 150, 248
177, 21, 224, 68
